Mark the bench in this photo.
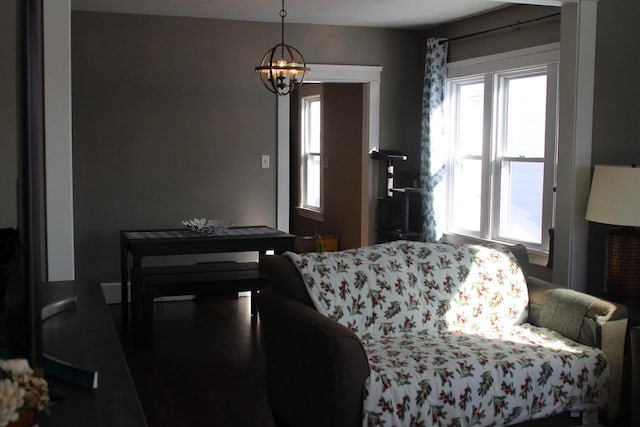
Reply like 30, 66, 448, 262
138, 261, 268, 339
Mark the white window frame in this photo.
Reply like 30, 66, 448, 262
298, 85, 324, 221
445, 43, 559, 254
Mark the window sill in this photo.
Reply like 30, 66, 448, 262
297, 207, 324, 222
441, 232, 549, 268
526, 249, 549, 268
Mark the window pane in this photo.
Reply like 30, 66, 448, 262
504, 75, 547, 158
451, 159, 481, 232
499, 161, 543, 244
457, 82, 484, 156
306, 154, 320, 208
308, 99, 321, 153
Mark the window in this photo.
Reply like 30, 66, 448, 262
445, 45, 559, 252
299, 85, 323, 220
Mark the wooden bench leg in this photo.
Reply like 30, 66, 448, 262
131, 277, 145, 345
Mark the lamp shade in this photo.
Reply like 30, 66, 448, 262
586, 165, 640, 227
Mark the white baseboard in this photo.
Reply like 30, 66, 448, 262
99, 282, 249, 305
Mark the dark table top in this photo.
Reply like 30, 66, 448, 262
121, 225, 290, 241
121, 226, 295, 258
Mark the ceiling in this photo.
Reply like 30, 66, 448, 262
71, 0, 511, 30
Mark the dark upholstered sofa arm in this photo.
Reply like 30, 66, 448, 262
259, 286, 369, 427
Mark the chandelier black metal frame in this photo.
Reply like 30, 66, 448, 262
255, 0, 309, 96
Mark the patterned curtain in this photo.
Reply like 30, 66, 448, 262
420, 38, 448, 242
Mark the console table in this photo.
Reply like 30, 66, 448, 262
120, 226, 295, 341
41, 280, 146, 426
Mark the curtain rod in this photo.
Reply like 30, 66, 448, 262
439, 12, 561, 44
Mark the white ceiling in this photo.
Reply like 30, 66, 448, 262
71, 0, 511, 30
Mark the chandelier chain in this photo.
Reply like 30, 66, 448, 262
280, 0, 286, 48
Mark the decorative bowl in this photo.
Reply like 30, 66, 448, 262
181, 218, 232, 234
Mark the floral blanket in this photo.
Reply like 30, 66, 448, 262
286, 241, 528, 338
285, 241, 609, 427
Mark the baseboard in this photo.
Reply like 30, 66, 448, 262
99, 282, 249, 305
100, 282, 125, 305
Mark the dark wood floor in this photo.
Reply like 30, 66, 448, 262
109, 295, 276, 427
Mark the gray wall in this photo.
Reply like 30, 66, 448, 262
587, 0, 640, 295
0, 0, 18, 229
72, 12, 424, 282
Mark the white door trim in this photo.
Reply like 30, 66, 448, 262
552, 0, 598, 291
44, 0, 75, 281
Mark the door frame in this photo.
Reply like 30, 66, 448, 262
277, 64, 382, 246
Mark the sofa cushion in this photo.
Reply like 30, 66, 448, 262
362, 324, 609, 426
285, 241, 529, 340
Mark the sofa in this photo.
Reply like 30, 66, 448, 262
259, 241, 628, 427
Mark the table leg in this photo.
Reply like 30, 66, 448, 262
120, 236, 129, 327
251, 289, 258, 316
252, 250, 267, 317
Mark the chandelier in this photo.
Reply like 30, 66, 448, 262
255, 0, 309, 96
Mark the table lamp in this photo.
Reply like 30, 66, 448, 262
586, 164, 640, 297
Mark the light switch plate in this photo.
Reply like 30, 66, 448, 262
261, 155, 270, 169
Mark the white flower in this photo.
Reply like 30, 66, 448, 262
0, 358, 50, 416
0, 359, 33, 377
181, 218, 207, 230
22, 375, 49, 411
181, 218, 231, 233
0, 378, 25, 427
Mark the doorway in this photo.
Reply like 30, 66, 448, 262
276, 64, 383, 247
290, 83, 365, 250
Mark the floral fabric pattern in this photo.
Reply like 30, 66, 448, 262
420, 38, 448, 242
285, 241, 609, 427
286, 241, 528, 339
362, 325, 607, 426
